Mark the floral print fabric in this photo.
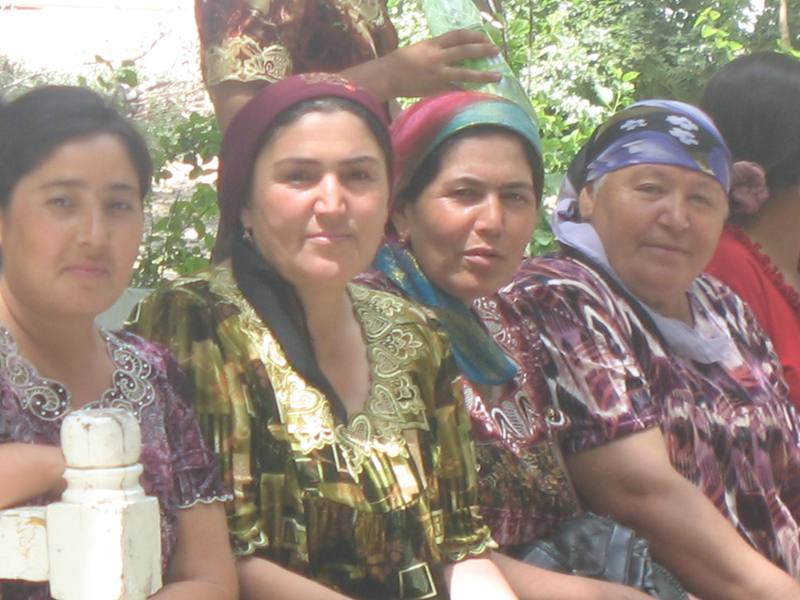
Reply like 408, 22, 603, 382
0, 330, 229, 600
504, 252, 800, 575
127, 266, 494, 600
358, 270, 580, 549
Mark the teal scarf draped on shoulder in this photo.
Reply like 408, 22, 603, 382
374, 243, 517, 386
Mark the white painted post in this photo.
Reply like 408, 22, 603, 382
0, 506, 49, 581
46, 408, 162, 600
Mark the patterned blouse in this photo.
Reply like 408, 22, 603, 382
0, 329, 229, 600
127, 266, 495, 600
504, 252, 800, 576
196, 0, 399, 87
358, 270, 580, 550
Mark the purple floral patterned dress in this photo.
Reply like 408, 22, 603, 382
504, 252, 800, 575
0, 328, 230, 600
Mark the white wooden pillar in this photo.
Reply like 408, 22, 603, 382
0, 407, 163, 600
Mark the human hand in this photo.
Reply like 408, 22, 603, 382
350, 29, 502, 100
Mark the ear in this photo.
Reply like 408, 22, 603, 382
577, 184, 596, 221
240, 204, 253, 233
391, 203, 412, 243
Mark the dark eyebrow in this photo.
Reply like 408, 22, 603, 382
41, 179, 139, 193
272, 158, 319, 168
340, 156, 383, 167
500, 181, 536, 192
272, 156, 383, 168
446, 176, 535, 190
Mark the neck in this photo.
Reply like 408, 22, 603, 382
0, 282, 101, 370
742, 186, 800, 277
647, 294, 693, 325
296, 283, 354, 353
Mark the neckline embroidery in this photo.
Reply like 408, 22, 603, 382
0, 325, 155, 422
209, 266, 429, 477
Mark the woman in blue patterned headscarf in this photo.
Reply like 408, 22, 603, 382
502, 100, 800, 599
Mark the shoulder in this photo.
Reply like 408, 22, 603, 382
350, 283, 436, 325
694, 273, 757, 319
145, 266, 237, 307
349, 283, 449, 351
504, 253, 635, 324
131, 266, 242, 324
353, 269, 402, 296
694, 273, 767, 339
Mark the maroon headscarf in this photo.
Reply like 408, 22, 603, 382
214, 72, 390, 260
215, 73, 390, 420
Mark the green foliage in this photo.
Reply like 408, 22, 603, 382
3, 1, 799, 273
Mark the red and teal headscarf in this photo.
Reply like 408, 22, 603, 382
376, 91, 543, 386
392, 90, 543, 206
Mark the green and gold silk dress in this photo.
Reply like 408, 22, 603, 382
128, 266, 495, 599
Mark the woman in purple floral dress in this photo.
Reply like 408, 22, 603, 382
503, 100, 800, 600
0, 86, 236, 600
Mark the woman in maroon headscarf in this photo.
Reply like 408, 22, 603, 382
129, 74, 515, 600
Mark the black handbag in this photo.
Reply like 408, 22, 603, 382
519, 512, 688, 600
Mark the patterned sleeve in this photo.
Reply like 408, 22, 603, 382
126, 282, 265, 551
414, 315, 496, 562
158, 348, 233, 508
196, 0, 293, 86
196, 0, 398, 87
505, 259, 661, 456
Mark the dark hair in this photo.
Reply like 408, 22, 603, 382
397, 125, 542, 207
701, 52, 800, 196
0, 85, 153, 208
257, 96, 393, 180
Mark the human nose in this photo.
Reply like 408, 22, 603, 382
474, 194, 504, 235
76, 206, 110, 246
314, 173, 346, 216
658, 194, 690, 231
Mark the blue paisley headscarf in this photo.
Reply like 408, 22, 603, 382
551, 99, 735, 364
375, 91, 543, 385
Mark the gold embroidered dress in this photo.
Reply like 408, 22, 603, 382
128, 266, 494, 599
196, 0, 399, 87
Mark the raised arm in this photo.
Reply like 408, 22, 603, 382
209, 29, 501, 132
567, 428, 800, 600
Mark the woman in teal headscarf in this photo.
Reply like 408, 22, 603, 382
359, 91, 656, 600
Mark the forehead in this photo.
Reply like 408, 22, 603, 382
604, 163, 724, 191
260, 109, 384, 159
438, 130, 532, 170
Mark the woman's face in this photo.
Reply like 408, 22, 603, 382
393, 131, 538, 303
579, 163, 729, 318
0, 134, 144, 320
242, 109, 389, 292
